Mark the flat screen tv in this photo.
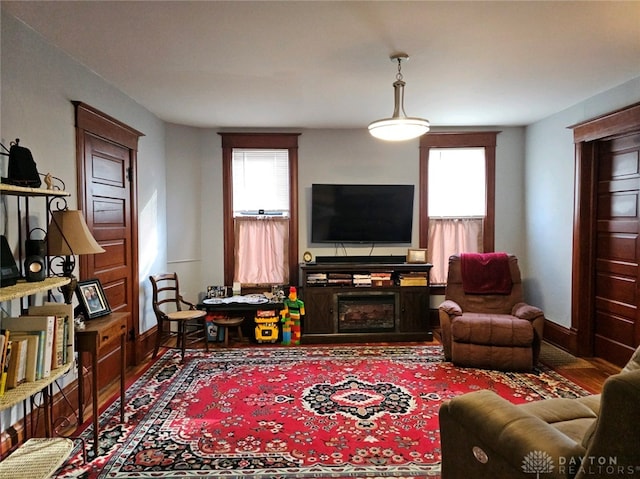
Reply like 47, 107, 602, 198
311, 184, 414, 244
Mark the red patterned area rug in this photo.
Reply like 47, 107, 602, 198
55, 345, 591, 479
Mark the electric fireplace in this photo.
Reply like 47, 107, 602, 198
336, 292, 398, 333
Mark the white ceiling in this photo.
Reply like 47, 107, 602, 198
3, 1, 640, 129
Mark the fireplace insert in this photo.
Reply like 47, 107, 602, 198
336, 292, 398, 333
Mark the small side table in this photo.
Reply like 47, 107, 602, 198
75, 312, 128, 455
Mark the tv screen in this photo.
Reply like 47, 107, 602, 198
311, 184, 414, 244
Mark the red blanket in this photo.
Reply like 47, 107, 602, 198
460, 252, 512, 294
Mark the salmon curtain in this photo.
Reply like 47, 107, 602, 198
428, 217, 483, 284
234, 216, 289, 284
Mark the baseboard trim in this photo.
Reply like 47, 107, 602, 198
0, 422, 25, 455
543, 319, 578, 355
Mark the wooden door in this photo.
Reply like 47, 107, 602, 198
75, 102, 142, 373
594, 133, 640, 365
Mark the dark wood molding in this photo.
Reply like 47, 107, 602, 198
570, 102, 640, 143
419, 131, 499, 148
570, 103, 640, 357
219, 132, 300, 286
73, 101, 143, 363
419, 131, 499, 253
73, 101, 145, 148
220, 132, 300, 149
571, 141, 598, 356
221, 145, 234, 286
542, 320, 578, 354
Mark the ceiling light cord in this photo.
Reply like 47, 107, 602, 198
392, 57, 407, 118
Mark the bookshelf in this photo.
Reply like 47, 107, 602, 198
0, 277, 71, 303
0, 184, 75, 475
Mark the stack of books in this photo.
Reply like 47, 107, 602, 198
371, 272, 393, 287
353, 273, 372, 287
306, 272, 328, 286
399, 272, 429, 287
0, 303, 74, 395
327, 273, 352, 286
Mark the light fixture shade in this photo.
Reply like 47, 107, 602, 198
47, 210, 105, 256
369, 53, 430, 141
368, 117, 430, 141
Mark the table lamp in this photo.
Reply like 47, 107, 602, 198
47, 209, 105, 304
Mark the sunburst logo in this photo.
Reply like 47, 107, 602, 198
522, 450, 554, 478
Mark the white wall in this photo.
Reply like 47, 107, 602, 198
164, 124, 203, 302
165, 126, 527, 304
525, 77, 640, 328
1, 13, 168, 334
299, 129, 423, 259
5, 4, 640, 338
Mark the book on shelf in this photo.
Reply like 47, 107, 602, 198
399, 272, 428, 286
0, 334, 5, 380
306, 273, 328, 285
353, 274, 372, 287
371, 273, 394, 286
1, 316, 55, 378
0, 331, 11, 396
8, 333, 39, 382
6, 338, 28, 389
327, 273, 353, 286
28, 303, 74, 369
7, 330, 45, 380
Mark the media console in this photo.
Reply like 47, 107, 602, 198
299, 262, 432, 343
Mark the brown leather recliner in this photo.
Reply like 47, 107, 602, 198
438, 346, 640, 479
439, 254, 545, 371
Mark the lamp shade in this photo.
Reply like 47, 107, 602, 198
47, 210, 105, 256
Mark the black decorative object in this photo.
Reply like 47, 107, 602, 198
0, 235, 21, 287
24, 229, 47, 282
2, 139, 41, 187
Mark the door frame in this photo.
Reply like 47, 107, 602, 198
73, 101, 143, 364
571, 102, 640, 357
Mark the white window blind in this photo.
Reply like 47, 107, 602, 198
428, 147, 486, 217
232, 149, 290, 217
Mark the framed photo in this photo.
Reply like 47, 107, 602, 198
407, 248, 428, 264
76, 278, 111, 319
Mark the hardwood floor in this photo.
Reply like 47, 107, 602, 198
538, 341, 621, 392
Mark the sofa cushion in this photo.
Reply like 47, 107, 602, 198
451, 342, 533, 371
512, 302, 544, 320
576, 393, 601, 415
622, 345, 640, 373
451, 313, 534, 347
519, 397, 598, 444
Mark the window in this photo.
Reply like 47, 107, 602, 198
419, 132, 498, 285
232, 149, 290, 216
220, 133, 300, 287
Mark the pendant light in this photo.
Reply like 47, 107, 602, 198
368, 53, 430, 141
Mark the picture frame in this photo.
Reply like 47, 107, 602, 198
406, 248, 428, 264
76, 278, 111, 319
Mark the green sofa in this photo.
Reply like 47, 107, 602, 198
438, 346, 640, 478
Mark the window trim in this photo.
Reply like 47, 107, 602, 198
220, 133, 300, 287
419, 131, 499, 285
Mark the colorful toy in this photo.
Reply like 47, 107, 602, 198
280, 286, 305, 345
254, 309, 279, 343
